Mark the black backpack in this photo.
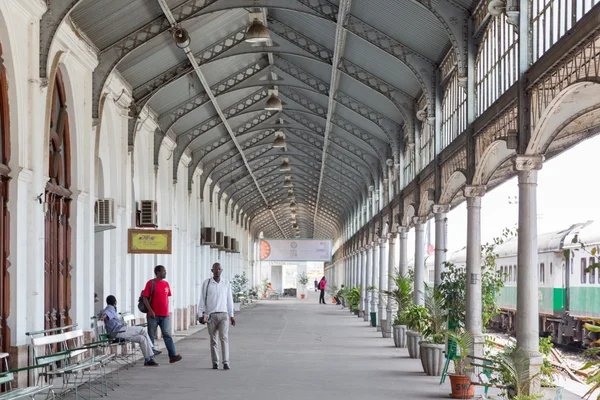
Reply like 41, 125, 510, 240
137, 279, 155, 313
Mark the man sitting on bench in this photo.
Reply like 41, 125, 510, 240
99, 295, 159, 367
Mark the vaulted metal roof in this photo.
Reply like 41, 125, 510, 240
57, 0, 476, 240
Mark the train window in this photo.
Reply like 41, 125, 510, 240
539, 263, 545, 284
549, 262, 552, 276
581, 258, 587, 284
590, 257, 596, 284
509, 266, 513, 282
514, 265, 518, 282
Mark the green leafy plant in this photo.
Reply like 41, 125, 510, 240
492, 346, 541, 400
298, 273, 309, 294
449, 330, 473, 376
346, 286, 361, 309
261, 277, 269, 296
326, 284, 339, 298
438, 229, 513, 331
385, 272, 413, 326
422, 287, 448, 344
538, 336, 555, 388
231, 272, 248, 303
580, 323, 600, 399
403, 303, 429, 333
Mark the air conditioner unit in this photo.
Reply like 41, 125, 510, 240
94, 199, 116, 232
201, 227, 216, 245
138, 200, 157, 227
223, 236, 231, 252
212, 231, 224, 249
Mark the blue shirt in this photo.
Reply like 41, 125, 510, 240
99, 305, 124, 334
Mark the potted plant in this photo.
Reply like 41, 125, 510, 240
298, 273, 309, 299
448, 330, 475, 399
261, 277, 269, 299
346, 287, 361, 315
366, 285, 378, 326
419, 287, 448, 376
231, 272, 248, 312
327, 284, 339, 304
404, 303, 429, 359
385, 273, 413, 347
492, 345, 543, 400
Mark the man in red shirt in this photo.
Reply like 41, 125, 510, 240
142, 265, 182, 363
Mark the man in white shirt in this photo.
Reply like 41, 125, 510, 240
198, 262, 236, 370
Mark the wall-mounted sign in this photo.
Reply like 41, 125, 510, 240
128, 229, 172, 254
260, 239, 332, 262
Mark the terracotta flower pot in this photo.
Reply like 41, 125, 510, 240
448, 374, 474, 399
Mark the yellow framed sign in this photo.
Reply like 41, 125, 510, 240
127, 229, 172, 254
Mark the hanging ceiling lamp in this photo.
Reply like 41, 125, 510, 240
287, 190, 294, 199
279, 159, 291, 172
290, 200, 296, 208
265, 89, 283, 111
272, 134, 286, 148
172, 27, 191, 48
245, 13, 271, 43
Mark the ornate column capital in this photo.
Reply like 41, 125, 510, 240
378, 237, 386, 246
412, 216, 426, 225
464, 185, 486, 198
513, 155, 544, 171
432, 204, 450, 214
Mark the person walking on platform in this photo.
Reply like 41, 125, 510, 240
314, 278, 318, 292
142, 265, 183, 364
198, 262, 236, 370
319, 276, 327, 304
99, 295, 159, 366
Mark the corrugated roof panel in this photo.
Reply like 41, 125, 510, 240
270, 9, 336, 51
189, 124, 229, 153
70, 0, 179, 50
170, 102, 216, 134
216, 87, 265, 111
350, 0, 449, 62
201, 53, 264, 87
148, 75, 204, 116
343, 35, 422, 97
275, 55, 332, 85
334, 103, 389, 143
337, 75, 403, 123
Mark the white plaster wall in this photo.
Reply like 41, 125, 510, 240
0, 1, 257, 352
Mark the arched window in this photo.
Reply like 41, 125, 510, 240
0, 43, 11, 354
475, 14, 518, 116
44, 68, 72, 329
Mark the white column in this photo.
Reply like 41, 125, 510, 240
413, 220, 425, 306
370, 242, 378, 324
515, 155, 544, 391
385, 232, 397, 338
365, 244, 372, 322
399, 227, 408, 277
433, 205, 449, 286
464, 185, 486, 362
360, 248, 367, 317
377, 237, 387, 331
352, 252, 357, 288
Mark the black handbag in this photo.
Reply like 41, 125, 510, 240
137, 279, 155, 313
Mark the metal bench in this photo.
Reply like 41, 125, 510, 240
28, 326, 115, 399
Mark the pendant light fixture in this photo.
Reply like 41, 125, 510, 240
172, 26, 191, 48
265, 88, 283, 111
272, 133, 286, 148
279, 159, 291, 172
245, 13, 271, 43
283, 176, 292, 188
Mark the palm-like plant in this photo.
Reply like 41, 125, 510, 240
423, 287, 448, 344
449, 330, 474, 376
385, 272, 413, 325
492, 346, 540, 400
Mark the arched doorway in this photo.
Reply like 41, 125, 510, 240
0, 43, 11, 352
44, 68, 72, 330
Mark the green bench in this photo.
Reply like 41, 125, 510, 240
28, 326, 115, 399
